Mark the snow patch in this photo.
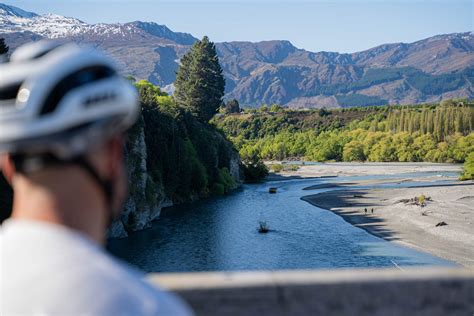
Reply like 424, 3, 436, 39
0, 3, 140, 39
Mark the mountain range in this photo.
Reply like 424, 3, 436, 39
1, 3, 473, 108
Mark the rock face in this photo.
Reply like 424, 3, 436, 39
217, 35, 474, 107
1, 3, 473, 108
108, 114, 243, 238
108, 116, 165, 238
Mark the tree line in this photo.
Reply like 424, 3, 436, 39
386, 100, 473, 141
213, 102, 474, 179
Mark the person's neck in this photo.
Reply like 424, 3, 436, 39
10, 167, 108, 245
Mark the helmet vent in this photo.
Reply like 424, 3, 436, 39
39, 65, 116, 116
0, 82, 22, 102
84, 91, 118, 107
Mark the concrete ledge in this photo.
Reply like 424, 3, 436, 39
148, 268, 474, 316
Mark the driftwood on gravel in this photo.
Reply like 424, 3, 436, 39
397, 195, 432, 207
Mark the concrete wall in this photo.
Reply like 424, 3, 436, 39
149, 268, 474, 316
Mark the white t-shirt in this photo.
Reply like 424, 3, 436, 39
0, 219, 193, 316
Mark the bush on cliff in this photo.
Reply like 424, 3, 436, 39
133, 80, 241, 203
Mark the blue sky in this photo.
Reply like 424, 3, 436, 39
4, 0, 473, 53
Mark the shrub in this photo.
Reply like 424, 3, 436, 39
460, 152, 474, 180
211, 183, 225, 196
418, 194, 426, 206
242, 154, 269, 182
270, 164, 284, 173
217, 167, 236, 193
343, 140, 366, 161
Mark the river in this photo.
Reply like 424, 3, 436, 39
108, 171, 457, 272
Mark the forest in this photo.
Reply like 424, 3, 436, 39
213, 100, 474, 179
133, 80, 239, 202
304, 67, 473, 107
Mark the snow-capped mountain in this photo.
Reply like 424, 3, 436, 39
0, 3, 37, 18
1, 2, 473, 107
0, 3, 88, 38
0, 3, 195, 44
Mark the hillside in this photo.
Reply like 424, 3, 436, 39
217, 37, 473, 107
1, 3, 473, 108
213, 102, 474, 164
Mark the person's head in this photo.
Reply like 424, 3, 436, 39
0, 41, 139, 240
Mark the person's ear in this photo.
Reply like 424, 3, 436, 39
0, 154, 16, 185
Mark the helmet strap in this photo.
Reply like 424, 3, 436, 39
69, 155, 115, 227
12, 153, 116, 228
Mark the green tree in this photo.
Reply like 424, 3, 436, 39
0, 38, 9, 57
368, 138, 397, 162
460, 152, 474, 180
270, 104, 283, 113
174, 36, 225, 122
318, 107, 330, 117
241, 152, 268, 182
343, 140, 366, 161
225, 99, 241, 114
214, 102, 473, 165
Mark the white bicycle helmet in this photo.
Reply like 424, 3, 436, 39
0, 40, 139, 159
0, 41, 139, 217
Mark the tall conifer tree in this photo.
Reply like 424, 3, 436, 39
175, 36, 225, 122
0, 38, 9, 56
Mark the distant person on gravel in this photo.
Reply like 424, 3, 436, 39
0, 41, 192, 315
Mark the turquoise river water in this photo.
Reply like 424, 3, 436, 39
108, 171, 458, 272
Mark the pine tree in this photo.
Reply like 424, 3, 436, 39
0, 38, 9, 56
175, 36, 225, 122
225, 99, 240, 113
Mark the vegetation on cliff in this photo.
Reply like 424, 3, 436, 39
133, 80, 240, 204
0, 36, 244, 230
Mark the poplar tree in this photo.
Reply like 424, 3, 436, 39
426, 111, 434, 134
420, 108, 427, 134
175, 36, 225, 122
399, 109, 405, 132
455, 111, 463, 134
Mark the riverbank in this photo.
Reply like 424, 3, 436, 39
266, 161, 462, 178
272, 163, 474, 268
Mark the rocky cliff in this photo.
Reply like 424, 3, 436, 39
109, 112, 242, 238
